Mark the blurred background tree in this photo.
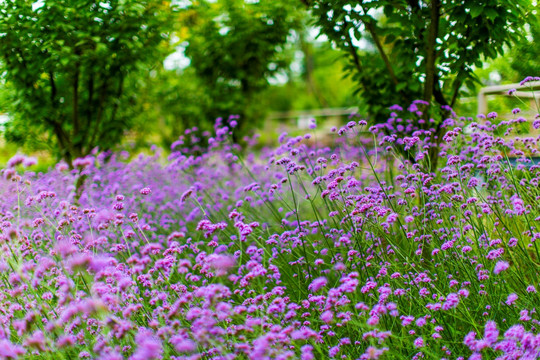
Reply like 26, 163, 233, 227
307, 0, 535, 122
263, 40, 357, 112
305, 0, 535, 168
0, 0, 176, 165
0, 0, 538, 166
127, 66, 212, 150
509, 13, 540, 79
458, 11, 540, 116
178, 0, 302, 140
127, 0, 356, 149
476, 12, 540, 85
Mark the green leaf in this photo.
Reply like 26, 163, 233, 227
484, 8, 498, 20
384, 34, 396, 44
470, 5, 483, 19
396, 82, 407, 91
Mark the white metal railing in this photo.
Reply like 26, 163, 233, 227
477, 81, 540, 115
267, 107, 360, 121
266, 107, 361, 130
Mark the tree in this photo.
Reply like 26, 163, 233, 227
129, 67, 213, 150
509, 13, 540, 80
262, 40, 358, 112
179, 0, 303, 138
306, 0, 534, 169
307, 0, 534, 121
0, 0, 176, 164
473, 12, 539, 87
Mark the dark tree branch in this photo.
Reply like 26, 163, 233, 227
362, 20, 400, 88
73, 63, 80, 138
450, 78, 463, 108
109, 75, 124, 128
87, 74, 94, 131
88, 78, 109, 154
406, 0, 420, 11
355, 2, 408, 99
344, 25, 365, 83
44, 116, 75, 165
49, 71, 57, 106
433, 80, 448, 107
424, 0, 440, 103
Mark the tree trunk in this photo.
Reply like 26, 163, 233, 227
423, 0, 440, 107
299, 30, 328, 107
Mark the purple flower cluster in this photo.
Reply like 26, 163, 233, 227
0, 87, 540, 359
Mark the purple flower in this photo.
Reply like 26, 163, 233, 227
130, 330, 162, 360
0, 339, 25, 358
321, 310, 333, 323
208, 254, 236, 276
483, 321, 499, 345
170, 336, 196, 353
506, 293, 518, 306
413, 337, 424, 348
494, 261, 509, 274
308, 277, 327, 293
180, 187, 195, 202
140, 187, 152, 195
301, 345, 314, 360
24, 330, 46, 351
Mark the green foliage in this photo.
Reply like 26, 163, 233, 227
262, 41, 357, 111
509, 13, 540, 80
130, 67, 213, 149
472, 12, 539, 87
452, 13, 539, 117
179, 0, 303, 137
309, 0, 534, 123
0, 0, 176, 163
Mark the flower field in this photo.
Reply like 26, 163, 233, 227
1, 86, 540, 359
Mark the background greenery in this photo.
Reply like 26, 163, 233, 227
0, 0, 538, 167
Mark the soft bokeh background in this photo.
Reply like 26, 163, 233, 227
0, 0, 538, 171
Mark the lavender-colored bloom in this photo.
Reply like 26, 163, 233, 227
130, 330, 162, 360
140, 187, 152, 195
321, 310, 333, 323
494, 261, 509, 274
6, 154, 26, 168
483, 321, 499, 345
308, 277, 327, 293
506, 293, 518, 306
0, 339, 25, 358
170, 335, 196, 353
180, 187, 195, 202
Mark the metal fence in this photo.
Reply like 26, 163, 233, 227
477, 81, 540, 115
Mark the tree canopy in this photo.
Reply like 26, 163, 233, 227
179, 0, 303, 137
308, 0, 535, 122
0, 0, 176, 164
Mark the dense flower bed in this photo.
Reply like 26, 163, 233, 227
1, 86, 540, 359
